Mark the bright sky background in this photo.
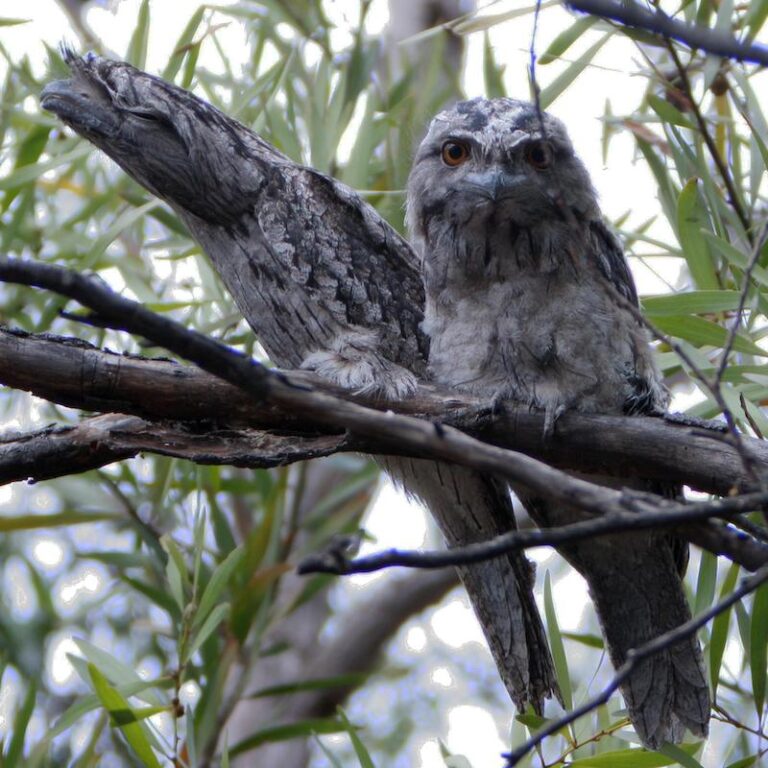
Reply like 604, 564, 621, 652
1, 1, 757, 766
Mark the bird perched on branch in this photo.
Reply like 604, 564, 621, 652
406, 96, 710, 748
40, 53, 709, 747
40, 53, 558, 715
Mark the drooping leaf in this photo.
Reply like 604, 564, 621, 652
568, 741, 701, 766
539, 15, 598, 65
676, 178, 718, 290
230, 717, 348, 755
538, 33, 611, 109
87, 664, 162, 768
710, 562, 740, 697
641, 291, 742, 317
544, 571, 572, 710
749, 582, 768, 717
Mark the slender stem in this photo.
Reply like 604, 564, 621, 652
298, 491, 768, 575
715, 220, 768, 388
665, 43, 752, 239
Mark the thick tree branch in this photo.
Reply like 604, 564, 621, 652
1, 260, 766, 572
1, 326, 764, 497
246, 569, 459, 720
0, 414, 347, 485
568, 0, 768, 66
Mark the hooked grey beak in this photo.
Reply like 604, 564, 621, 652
464, 168, 524, 202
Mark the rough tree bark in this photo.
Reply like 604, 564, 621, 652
2, 328, 766, 505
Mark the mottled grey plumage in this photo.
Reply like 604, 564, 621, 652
41, 56, 558, 712
407, 97, 710, 747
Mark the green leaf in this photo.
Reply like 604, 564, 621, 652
702, 232, 768, 289
83, 200, 158, 270
676, 179, 718, 289
710, 562, 740, 696
450, 1, 559, 35
1, 124, 50, 211
539, 15, 598, 65
693, 550, 718, 616
161, 534, 189, 610
184, 603, 230, 663
0, 18, 30, 27
50, 678, 172, 739
568, 742, 701, 766
657, 743, 704, 768
249, 673, 368, 698
162, 6, 205, 81
725, 755, 760, 768
338, 709, 375, 768
88, 664, 161, 768
561, 631, 604, 649
750, 582, 768, 717
194, 545, 245, 629
5, 683, 36, 768
0, 511, 113, 531
641, 291, 742, 317
744, 0, 768, 40
231, 718, 348, 755
0, 144, 91, 191
538, 33, 611, 109
515, 711, 548, 730
120, 575, 181, 619
125, 0, 150, 69
483, 32, 506, 99
647, 94, 694, 129
544, 572, 572, 710
653, 315, 767, 357
634, 138, 678, 225
73, 639, 163, 706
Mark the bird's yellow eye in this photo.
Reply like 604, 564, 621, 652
441, 141, 470, 167
525, 141, 553, 170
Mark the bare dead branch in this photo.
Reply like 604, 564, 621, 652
298, 491, 768, 574
1, 326, 765, 497
568, 0, 768, 66
247, 569, 459, 720
0, 414, 347, 485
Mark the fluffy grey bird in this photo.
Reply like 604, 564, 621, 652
40, 55, 558, 715
406, 97, 710, 748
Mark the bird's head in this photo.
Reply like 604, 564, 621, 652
406, 97, 599, 250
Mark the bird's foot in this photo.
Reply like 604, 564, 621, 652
543, 402, 566, 440
301, 329, 418, 401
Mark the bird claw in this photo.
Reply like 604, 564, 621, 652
543, 403, 566, 440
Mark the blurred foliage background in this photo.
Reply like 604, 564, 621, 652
0, 0, 767, 766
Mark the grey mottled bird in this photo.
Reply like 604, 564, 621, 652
406, 97, 710, 748
39, 54, 708, 747
40, 54, 558, 715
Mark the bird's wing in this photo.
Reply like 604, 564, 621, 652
590, 219, 639, 306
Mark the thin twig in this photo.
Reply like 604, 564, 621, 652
503, 562, 768, 766
529, 0, 543, 109
664, 42, 752, 238
568, 0, 768, 66
298, 491, 768, 575
715, 220, 768, 388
